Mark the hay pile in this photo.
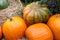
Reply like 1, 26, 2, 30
0, 0, 23, 25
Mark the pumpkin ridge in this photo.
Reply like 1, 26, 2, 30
40, 8, 48, 22
26, 10, 34, 25
39, 9, 44, 22
30, 10, 35, 25
37, 10, 42, 23
23, 8, 32, 21
34, 10, 40, 23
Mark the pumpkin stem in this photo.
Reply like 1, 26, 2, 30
7, 17, 13, 21
10, 18, 13, 21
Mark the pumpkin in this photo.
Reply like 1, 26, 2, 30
25, 23, 53, 40
23, 1, 52, 26
47, 14, 60, 40
2, 16, 27, 40
0, 26, 2, 39
0, 0, 9, 9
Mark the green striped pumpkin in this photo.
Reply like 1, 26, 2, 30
23, 1, 52, 26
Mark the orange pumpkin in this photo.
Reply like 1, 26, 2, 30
25, 23, 53, 40
47, 14, 60, 40
0, 26, 2, 39
2, 16, 27, 40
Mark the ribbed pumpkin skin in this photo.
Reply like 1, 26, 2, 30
23, 1, 52, 26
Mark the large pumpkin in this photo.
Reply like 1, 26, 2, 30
23, 1, 52, 26
25, 23, 53, 40
2, 16, 27, 40
47, 14, 60, 40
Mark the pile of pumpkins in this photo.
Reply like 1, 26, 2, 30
0, 0, 60, 40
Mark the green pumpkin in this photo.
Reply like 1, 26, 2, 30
0, 0, 9, 9
23, 1, 52, 26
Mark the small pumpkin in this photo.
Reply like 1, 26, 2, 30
23, 1, 52, 26
25, 23, 53, 40
47, 14, 60, 40
0, 0, 9, 9
2, 16, 27, 40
